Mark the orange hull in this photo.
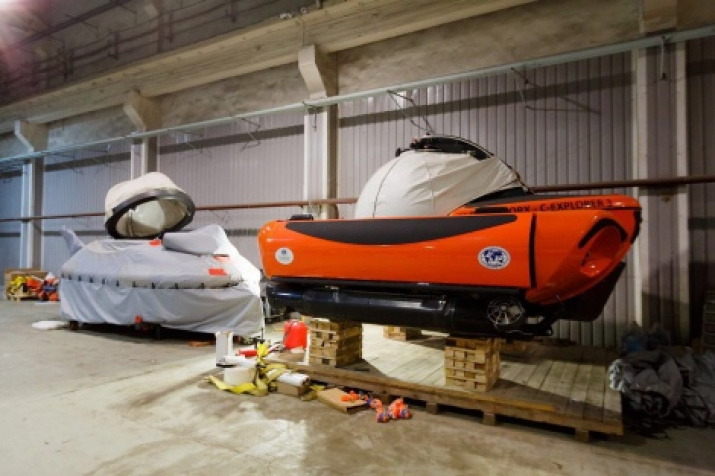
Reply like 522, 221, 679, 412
260, 194, 640, 306
260, 195, 639, 337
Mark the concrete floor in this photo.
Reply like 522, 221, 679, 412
1, 300, 714, 476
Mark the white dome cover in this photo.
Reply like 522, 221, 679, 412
104, 172, 194, 239
354, 150, 522, 218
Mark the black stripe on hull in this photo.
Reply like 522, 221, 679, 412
271, 276, 524, 295
577, 218, 627, 248
285, 215, 517, 245
529, 215, 537, 289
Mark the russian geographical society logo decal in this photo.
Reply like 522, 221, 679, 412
275, 247, 294, 265
478, 246, 510, 269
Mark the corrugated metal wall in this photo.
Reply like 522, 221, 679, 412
0, 172, 23, 274
688, 37, 715, 335
635, 40, 715, 341
41, 144, 131, 274
0, 38, 710, 347
338, 53, 634, 347
158, 111, 305, 267
642, 43, 680, 334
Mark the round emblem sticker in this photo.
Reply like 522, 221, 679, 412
478, 246, 510, 269
275, 247, 294, 265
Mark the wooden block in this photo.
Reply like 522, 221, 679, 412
316, 388, 369, 413
446, 358, 479, 371
445, 371, 499, 392
445, 352, 499, 371
276, 381, 310, 397
310, 334, 361, 350
444, 358, 464, 370
383, 326, 422, 341
309, 351, 361, 367
309, 342, 361, 359
271, 350, 306, 363
4, 268, 47, 283
4, 269, 47, 297
425, 402, 440, 415
188, 340, 213, 347
575, 428, 590, 443
445, 368, 495, 383
374, 392, 393, 405
446, 336, 499, 350
310, 319, 361, 332
444, 346, 493, 364
310, 326, 363, 342
9, 292, 38, 301
482, 412, 498, 426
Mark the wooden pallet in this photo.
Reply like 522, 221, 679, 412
309, 319, 363, 367
444, 343, 498, 364
310, 319, 361, 332
277, 324, 622, 441
445, 337, 500, 392
446, 336, 500, 350
308, 351, 362, 367
310, 338, 361, 358
383, 326, 422, 341
8, 293, 38, 301
310, 327, 363, 344
445, 352, 500, 384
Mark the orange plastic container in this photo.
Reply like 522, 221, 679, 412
283, 319, 308, 349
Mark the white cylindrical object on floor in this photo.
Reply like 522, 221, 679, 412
223, 355, 257, 368
276, 372, 310, 387
215, 331, 233, 363
223, 367, 254, 386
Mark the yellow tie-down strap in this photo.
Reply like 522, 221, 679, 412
208, 342, 289, 397
8, 276, 27, 294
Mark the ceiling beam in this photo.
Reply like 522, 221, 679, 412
123, 90, 162, 131
14, 120, 48, 152
0, 0, 535, 133
640, 0, 678, 34
298, 44, 337, 99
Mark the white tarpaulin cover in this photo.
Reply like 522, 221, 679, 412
105, 172, 194, 239
354, 150, 522, 218
59, 224, 263, 335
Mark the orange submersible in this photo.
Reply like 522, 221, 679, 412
259, 136, 641, 339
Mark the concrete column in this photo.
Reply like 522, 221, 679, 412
299, 44, 339, 219
303, 107, 338, 218
129, 138, 158, 178
14, 121, 47, 269
123, 90, 161, 177
674, 41, 690, 343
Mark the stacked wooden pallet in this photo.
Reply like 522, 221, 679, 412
382, 326, 422, 341
4, 268, 48, 301
309, 319, 363, 367
286, 325, 624, 440
444, 337, 500, 392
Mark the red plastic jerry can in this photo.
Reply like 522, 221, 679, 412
283, 319, 308, 349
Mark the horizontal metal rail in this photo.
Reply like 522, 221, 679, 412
1, 175, 712, 223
